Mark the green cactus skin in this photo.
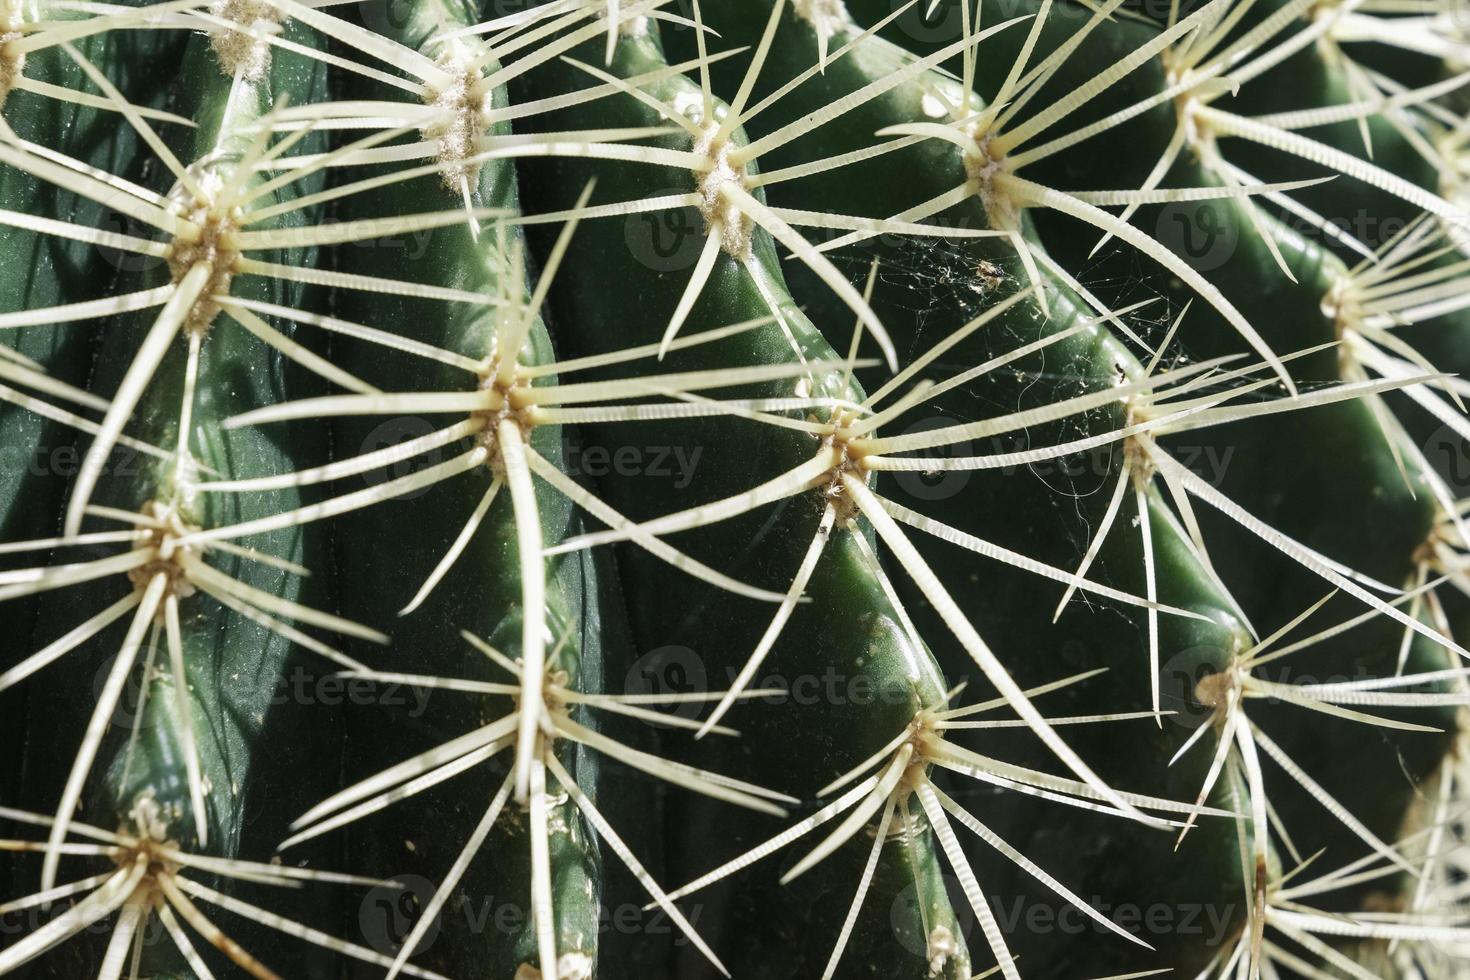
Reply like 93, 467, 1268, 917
512, 23, 975, 979
654, 5, 1259, 973
8, 16, 354, 977
0, 2, 188, 888
1, 0, 1469, 978
847, 0, 1462, 934
320, 1, 604, 975
928, 0, 1460, 897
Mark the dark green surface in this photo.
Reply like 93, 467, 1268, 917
11, 20, 339, 978
0, 1, 188, 887
846, 0, 1458, 923
512, 20, 975, 980
324, 2, 602, 977
658, 5, 1253, 973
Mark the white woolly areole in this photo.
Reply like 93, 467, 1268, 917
557, 952, 594, 980
1446, 15, 1469, 75
1319, 274, 1373, 376
1320, 275, 1359, 335
0, 2, 26, 107
425, 37, 493, 192
963, 131, 1020, 231
0, 36, 21, 108
128, 502, 202, 601
927, 925, 963, 976
208, 0, 281, 80
920, 92, 950, 119
127, 792, 177, 843
793, 0, 853, 38
169, 169, 241, 335
514, 952, 594, 980
682, 99, 755, 257
1160, 53, 1215, 155
618, 12, 651, 37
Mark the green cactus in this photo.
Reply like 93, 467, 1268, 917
1, 0, 1468, 978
